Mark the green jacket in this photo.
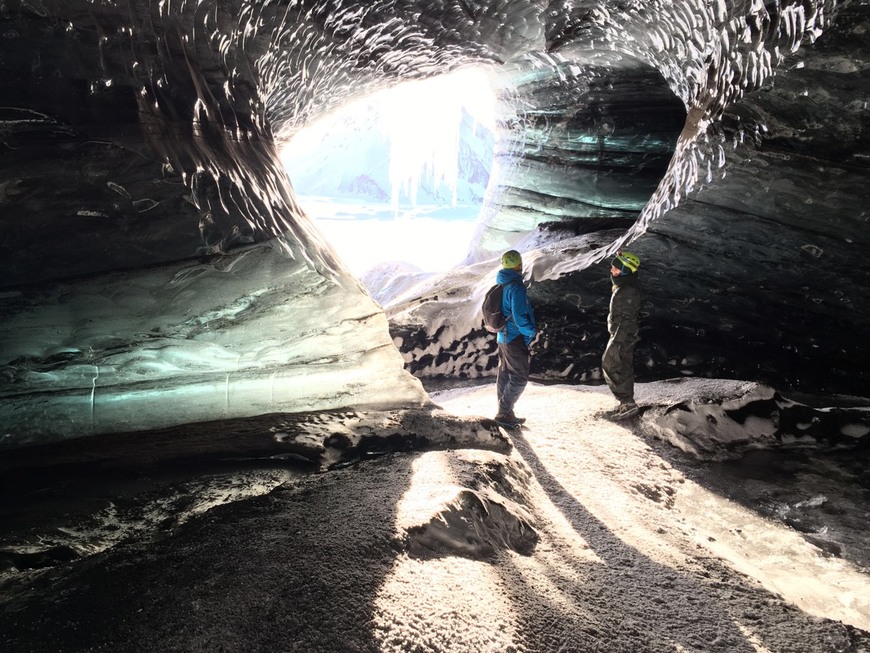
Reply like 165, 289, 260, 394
607, 273, 642, 340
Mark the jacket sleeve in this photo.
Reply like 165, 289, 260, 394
508, 283, 537, 343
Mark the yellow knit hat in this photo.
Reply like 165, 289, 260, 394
501, 250, 523, 269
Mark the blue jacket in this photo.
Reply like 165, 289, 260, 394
496, 268, 537, 346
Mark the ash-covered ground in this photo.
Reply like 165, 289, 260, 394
1, 379, 868, 652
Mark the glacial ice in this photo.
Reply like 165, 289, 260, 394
1, 0, 861, 447
1, 243, 426, 445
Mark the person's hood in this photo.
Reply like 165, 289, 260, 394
497, 267, 524, 285
612, 271, 641, 288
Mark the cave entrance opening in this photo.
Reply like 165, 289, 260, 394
280, 67, 499, 289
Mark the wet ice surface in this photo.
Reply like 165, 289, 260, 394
1, 380, 868, 652
694, 448, 870, 571
0, 464, 301, 574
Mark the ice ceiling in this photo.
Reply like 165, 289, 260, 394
1, 0, 868, 445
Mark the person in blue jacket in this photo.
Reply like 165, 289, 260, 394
494, 250, 537, 428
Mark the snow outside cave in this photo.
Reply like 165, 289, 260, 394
280, 68, 499, 286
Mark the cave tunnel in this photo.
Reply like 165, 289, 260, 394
1, 0, 869, 444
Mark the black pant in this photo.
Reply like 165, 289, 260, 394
602, 327, 638, 403
497, 337, 530, 414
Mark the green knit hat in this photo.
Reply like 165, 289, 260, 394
501, 250, 523, 269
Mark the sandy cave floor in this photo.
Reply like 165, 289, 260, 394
0, 381, 869, 652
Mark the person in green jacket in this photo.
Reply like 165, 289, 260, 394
602, 251, 642, 420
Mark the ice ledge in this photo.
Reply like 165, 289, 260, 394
639, 379, 870, 460
1, 242, 428, 446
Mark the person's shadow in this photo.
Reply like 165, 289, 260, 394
501, 428, 854, 653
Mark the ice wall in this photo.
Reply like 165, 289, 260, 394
389, 0, 869, 397
2, 0, 868, 447
1, 243, 426, 445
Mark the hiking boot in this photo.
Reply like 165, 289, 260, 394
504, 409, 526, 424
610, 401, 639, 421
495, 409, 526, 425
494, 411, 523, 429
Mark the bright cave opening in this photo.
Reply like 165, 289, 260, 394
280, 68, 499, 288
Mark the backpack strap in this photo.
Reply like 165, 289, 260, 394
501, 279, 521, 327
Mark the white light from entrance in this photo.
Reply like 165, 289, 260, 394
280, 67, 498, 281
380, 68, 498, 213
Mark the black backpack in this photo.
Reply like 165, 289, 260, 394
481, 281, 517, 333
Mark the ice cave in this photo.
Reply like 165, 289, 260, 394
2, 0, 867, 443
1, 1, 869, 651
